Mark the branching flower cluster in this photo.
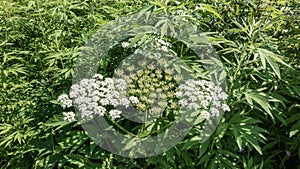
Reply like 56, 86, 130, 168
175, 79, 230, 119
126, 67, 179, 117
58, 36, 230, 123
58, 74, 131, 121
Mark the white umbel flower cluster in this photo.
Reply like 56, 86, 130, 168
175, 79, 230, 120
58, 74, 131, 121
109, 109, 122, 120
63, 111, 76, 122
57, 94, 72, 109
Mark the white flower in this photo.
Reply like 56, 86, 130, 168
90, 82, 99, 89
97, 81, 107, 87
161, 46, 168, 52
58, 94, 69, 102
58, 94, 73, 109
210, 107, 219, 117
213, 86, 222, 93
121, 42, 130, 48
175, 91, 183, 97
64, 99, 73, 109
98, 87, 109, 93
119, 98, 130, 108
222, 104, 230, 112
195, 80, 205, 86
129, 96, 139, 104
74, 97, 84, 104
70, 83, 80, 90
200, 110, 210, 119
157, 39, 167, 45
115, 78, 127, 91
179, 84, 187, 90
89, 102, 98, 110
218, 92, 228, 100
185, 79, 197, 90
200, 100, 210, 109
110, 90, 120, 98
69, 84, 80, 98
134, 49, 142, 55
79, 78, 90, 87
178, 99, 188, 107
109, 99, 119, 107
188, 103, 199, 110
82, 110, 93, 119
207, 82, 215, 89
92, 74, 103, 80
69, 91, 76, 98
105, 78, 114, 86
63, 111, 76, 122
211, 92, 219, 101
95, 106, 106, 116
109, 109, 122, 120
184, 91, 193, 97
100, 98, 110, 106
212, 100, 221, 108
106, 93, 113, 100
189, 95, 198, 102
206, 95, 213, 102
77, 88, 87, 97
91, 96, 99, 102
78, 104, 88, 112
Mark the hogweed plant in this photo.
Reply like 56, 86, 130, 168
2, 0, 299, 168
57, 34, 230, 156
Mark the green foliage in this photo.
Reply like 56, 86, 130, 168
1, 0, 299, 168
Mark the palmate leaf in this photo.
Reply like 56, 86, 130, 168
257, 48, 292, 79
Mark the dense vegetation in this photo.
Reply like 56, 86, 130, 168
0, 0, 299, 168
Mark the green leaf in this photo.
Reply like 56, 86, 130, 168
57, 131, 89, 152
241, 132, 263, 155
257, 48, 292, 79
128, 33, 146, 48
289, 121, 300, 137
64, 154, 100, 168
214, 123, 228, 143
196, 4, 223, 21
244, 91, 273, 120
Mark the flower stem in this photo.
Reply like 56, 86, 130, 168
141, 109, 148, 132
104, 113, 136, 137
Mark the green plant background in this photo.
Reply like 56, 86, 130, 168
0, 0, 299, 168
